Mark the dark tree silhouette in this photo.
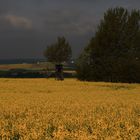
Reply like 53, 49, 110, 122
44, 37, 72, 63
77, 7, 140, 83
44, 37, 72, 80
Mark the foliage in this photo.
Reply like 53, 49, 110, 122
77, 7, 140, 83
44, 37, 72, 63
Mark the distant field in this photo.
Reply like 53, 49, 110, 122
0, 79, 140, 139
0, 63, 51, 71
0, 63, 75, 72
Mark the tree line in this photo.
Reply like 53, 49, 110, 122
44, 7, 140, 83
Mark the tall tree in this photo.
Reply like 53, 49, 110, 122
44, 37, 72, 64
44, 37, 72, 80
77, 7, 140, 83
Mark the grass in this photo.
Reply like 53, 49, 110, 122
0, 62, 74, 71
0, 78, 140, 139
0, 63, 50, 71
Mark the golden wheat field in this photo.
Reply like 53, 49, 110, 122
0, 78, 140, 140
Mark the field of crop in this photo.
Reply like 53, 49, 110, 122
0, 79, 140, 139
0, 63, 52, 71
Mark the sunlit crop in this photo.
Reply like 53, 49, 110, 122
0, 78, 140, 139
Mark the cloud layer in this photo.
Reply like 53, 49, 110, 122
0, 0, 140, 59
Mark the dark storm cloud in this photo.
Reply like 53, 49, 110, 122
0, 0, 140, 59
43, 9, 98, 35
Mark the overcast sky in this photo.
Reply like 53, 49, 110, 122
0, 0, 140, 59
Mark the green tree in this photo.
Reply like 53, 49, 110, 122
77, 7, 140, 83
44, 37, 72, 64
44, 37, 72, 80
